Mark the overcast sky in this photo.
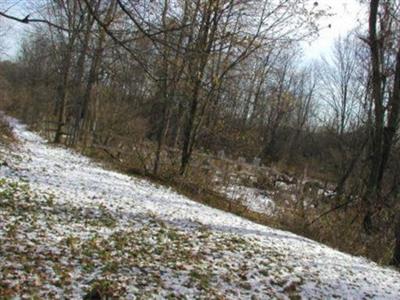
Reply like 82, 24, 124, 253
1, 0, 366, 61
302, 0, 366, 61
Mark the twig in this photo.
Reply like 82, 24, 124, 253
308, 197, 355, 226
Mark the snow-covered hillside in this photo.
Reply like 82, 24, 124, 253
1, 116, 400, 299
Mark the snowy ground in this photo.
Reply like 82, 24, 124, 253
221, 185, 275, 215
1, 116, 400, 299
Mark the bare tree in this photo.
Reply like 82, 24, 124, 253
319, 34, 361, 136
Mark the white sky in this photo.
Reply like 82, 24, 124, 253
1, 0, 366, 61
302, 0, 366, 61
0, 0, 26, 59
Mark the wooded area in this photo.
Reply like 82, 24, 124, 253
1, 0, 400, 266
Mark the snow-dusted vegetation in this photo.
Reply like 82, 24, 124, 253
221, 184, 276, 215
1, 117, 400, 299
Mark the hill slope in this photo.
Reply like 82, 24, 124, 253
1, 115, 400, 299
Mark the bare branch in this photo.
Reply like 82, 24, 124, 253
0, 10, 69, 32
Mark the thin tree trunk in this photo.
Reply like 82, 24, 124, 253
392, 213, 400, 267
180, 81, 201, 175
54, 49, 73, 144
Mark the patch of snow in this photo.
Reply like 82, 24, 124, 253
221, 184, 275, 215
317, 188, 336, 198
275, 180, 294, 191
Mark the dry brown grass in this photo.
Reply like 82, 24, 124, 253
273, 193, 399, 266
0, 118, 16, 145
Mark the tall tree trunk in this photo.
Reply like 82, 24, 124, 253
80, 1, 116, 146
378, 47, 400, 185
179, 1, 216, 175
364, 0, 383, 233
54, 48, 73, 144
69, 13, 95, 146
153, 0, 170, 175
